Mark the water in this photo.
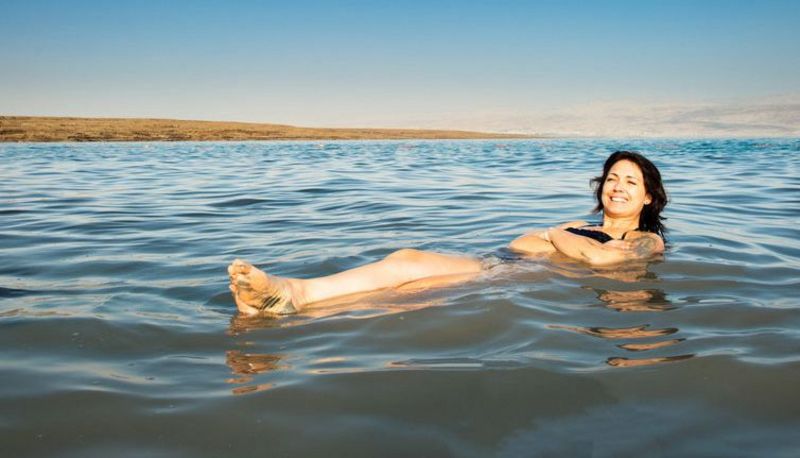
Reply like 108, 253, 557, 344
1, 139, 799, 457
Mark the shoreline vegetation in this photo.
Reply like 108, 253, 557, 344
0, 116, 533, 142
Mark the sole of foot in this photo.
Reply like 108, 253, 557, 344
228, 259, 296, 316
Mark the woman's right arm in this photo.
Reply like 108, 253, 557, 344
509, 220, 587, 255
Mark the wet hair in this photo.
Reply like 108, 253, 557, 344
591, 151, 667, 239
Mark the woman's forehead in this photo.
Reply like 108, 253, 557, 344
608, 159, 643, 178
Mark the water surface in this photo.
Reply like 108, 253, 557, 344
1, 139, 799, 456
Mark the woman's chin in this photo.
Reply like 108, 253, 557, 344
604, 206, 640, 219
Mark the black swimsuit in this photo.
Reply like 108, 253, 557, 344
565, 227, 630, 244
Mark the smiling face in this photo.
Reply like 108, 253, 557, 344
601, 159, 652, 220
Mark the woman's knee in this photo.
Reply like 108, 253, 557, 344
386, 248, 424, 261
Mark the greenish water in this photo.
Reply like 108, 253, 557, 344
1, 139, 799, 457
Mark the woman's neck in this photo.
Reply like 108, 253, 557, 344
601, 215, 640, 236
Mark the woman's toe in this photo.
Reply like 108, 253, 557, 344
232, 259, 252, 275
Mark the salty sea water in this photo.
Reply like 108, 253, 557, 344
1, 139, 799, 457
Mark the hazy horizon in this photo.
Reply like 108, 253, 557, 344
2, 0, 798, 137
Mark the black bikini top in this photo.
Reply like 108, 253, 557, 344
565, 226, 631, 244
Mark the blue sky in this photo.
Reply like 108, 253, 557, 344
2, 0, 798, 135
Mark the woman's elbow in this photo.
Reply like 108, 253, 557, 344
509, 235, 554, 255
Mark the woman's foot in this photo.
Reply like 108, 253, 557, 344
228, 259, 299, 315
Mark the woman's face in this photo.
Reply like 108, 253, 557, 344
601, 159, 651, 219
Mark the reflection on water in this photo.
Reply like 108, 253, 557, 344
551, 323, 678, 339
595, 286, 695, 365
226, 350, 283, 395
227, 314, 282, 336
224, 289, 454, 393
226, 259, 694, 390
554, 271, 695, 367
548, 257, 661, 283
226, 315, 285, 394
226, 350, 284, 378
618, 339, 684, 351
596, 289, 676, 312
2, 139, 798, 456
229, 287, 449, 332
607, 354, 695, 367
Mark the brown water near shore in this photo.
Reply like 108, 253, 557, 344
0, 116, 530, 142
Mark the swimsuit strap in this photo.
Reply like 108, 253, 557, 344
565, 227, 614, 244
567, 224, 639, 243
583, 224, 639, 240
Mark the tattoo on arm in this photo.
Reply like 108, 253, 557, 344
631, 237, 657, 258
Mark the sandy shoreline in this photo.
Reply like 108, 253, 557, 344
0, 116, 532, 142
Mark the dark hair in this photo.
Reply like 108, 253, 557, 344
591, 151, 667, 239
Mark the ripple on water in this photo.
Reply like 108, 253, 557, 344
1, 139, 799, 456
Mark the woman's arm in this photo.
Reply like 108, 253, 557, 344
548, 229, 663, 266
508, 221, 587, 255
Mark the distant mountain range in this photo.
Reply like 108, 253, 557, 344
388, 96, 800, 138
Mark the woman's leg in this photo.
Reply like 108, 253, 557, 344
228, 249, 483, 315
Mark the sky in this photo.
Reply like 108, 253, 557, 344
2, 0, 799, 136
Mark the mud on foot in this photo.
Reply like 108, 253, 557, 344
227, 259, 296, 315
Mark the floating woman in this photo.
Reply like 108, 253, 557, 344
228, 150, 667, 316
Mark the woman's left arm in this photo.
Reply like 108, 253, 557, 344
548, 229, 663, 266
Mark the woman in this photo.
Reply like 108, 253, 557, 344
229, 151, 667, 316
